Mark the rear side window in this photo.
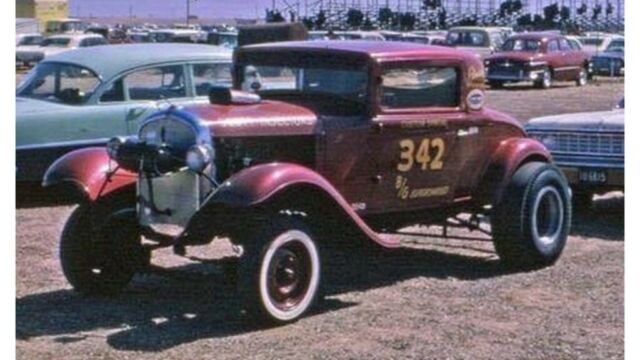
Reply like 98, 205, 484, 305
381, 67, 459, 109
548, 40, 560, 52
193, 62, 233, 96
559, 38, 572, 51
125, 65, 186, 100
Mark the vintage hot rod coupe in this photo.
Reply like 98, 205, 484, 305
44, 41, 572, 324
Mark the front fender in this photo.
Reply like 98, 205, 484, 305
187, 163, 400, 248
476, 137, 552, 205
42, 147, 137, 202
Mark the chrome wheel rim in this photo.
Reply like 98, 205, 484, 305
579, 69, 587, 85
531, 186, 564, 246
543, 71, 551, 88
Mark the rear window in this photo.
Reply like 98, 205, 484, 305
381, 67, 459, 109
446, 31, 488, 47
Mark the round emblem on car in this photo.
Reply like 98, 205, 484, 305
466, 89, 485, 111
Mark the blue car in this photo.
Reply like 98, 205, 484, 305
591, 38, 624, 77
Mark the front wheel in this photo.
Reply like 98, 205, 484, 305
236, 215, 321, 324
576, 67, 588, 86
60, 200, 148, 295
535, 68, 552, 89
491, 162, 572, 268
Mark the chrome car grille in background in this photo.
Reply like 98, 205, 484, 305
529, 131, 624, 155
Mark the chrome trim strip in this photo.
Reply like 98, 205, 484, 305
16, 138, 111, 151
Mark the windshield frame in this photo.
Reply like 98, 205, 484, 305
17, 61, 103, 105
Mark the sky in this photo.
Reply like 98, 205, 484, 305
68, 0, 274, 20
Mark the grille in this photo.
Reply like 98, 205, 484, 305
530, 131, 624, 155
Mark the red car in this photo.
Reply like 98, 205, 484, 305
44, 41, 572, 324
485, 33, 591, 89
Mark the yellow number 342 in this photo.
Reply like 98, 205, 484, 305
397, 138, 445, 172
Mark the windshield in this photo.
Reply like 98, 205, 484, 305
446, 31, 488, 47
18, 36, 43, 46
579, 37, 604, 46
17, 62, 101, 105
241, 64, 368, 104
606, 40, 624, 52
501, 39, 540, 52
41, 38, 71, 47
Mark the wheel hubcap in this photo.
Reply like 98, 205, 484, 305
544, 71, 551, 87
267, 241, 312, 311
532, 186, 564, 246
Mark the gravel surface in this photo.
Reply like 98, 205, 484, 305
16, 78, 624, 359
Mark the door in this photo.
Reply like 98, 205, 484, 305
365, 64, 488, 214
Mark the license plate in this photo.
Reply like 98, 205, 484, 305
578, 169, 607, 184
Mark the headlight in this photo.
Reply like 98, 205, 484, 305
106, 136, 127, 160
186, 144, 213, 173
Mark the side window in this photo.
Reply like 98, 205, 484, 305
99, 79, 125, 103
548, 40, 559, 52
125, 65, 186, 101
381, 66, 459, 109
79, 39, 90, 47
568, 39, 582, 50
193, 63, 233, 96
559, 38, 572, 51
94, 37, 107, 46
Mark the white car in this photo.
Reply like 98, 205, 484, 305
16, 33, 107, 67
16, 33, 44, 66
578, 32, 624, 55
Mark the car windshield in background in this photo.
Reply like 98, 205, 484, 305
41, 38, 71, 47
606, 40, 624, 52
19, 36, 42, 46
579, 38, 604, 46
242, 65, 368, 103
17, 63, 100, 105
446, 31, 487, 47
502, 39, 540, 52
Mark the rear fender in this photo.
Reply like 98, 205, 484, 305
42, 147, 137, 202
185, 163, 400, 248
475, 137, 551, 205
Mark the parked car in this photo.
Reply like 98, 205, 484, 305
590, 39, 624, 77
85, 25, 130, 44
526, 99, 624, 208
16, 43, 232, 184
149, 29, 205, 43
44, 18, 88, 35
206, 31, 238, 48
334, 31, 386, 41
381, 31, 431, 44
16, 33, 108, 67
578, 32, 624, 55
445, 26, 507, 58
484, 33, 591, 89
44, 41, 571, 324
15, 33, 44, 67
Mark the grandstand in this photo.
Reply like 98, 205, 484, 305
269, 0, 623, 31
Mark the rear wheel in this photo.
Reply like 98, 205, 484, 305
491, 162, 571, 268
60, 198, 148, 295
489, 80, 504, 89
236, 215, 321, 324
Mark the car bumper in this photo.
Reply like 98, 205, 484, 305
486, 69, 544, 82
554, 153, 623, 189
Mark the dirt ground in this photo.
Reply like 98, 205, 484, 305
16, 78, 624, 359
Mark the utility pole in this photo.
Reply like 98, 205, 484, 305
187, 0, 191, 25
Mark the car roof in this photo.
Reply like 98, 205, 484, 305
508, 32, 562, 41
448, 26, 503, 33
240, 40, 469, 61
41, 43, 232, 81
48, 33, 102, 40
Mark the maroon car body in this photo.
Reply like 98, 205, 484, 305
44, 41, 572, 324
485, 33, 591, 89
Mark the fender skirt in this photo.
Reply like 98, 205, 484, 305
42, 147, 137, 202
184, 163, 401, 248
476, 137, 552, 205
